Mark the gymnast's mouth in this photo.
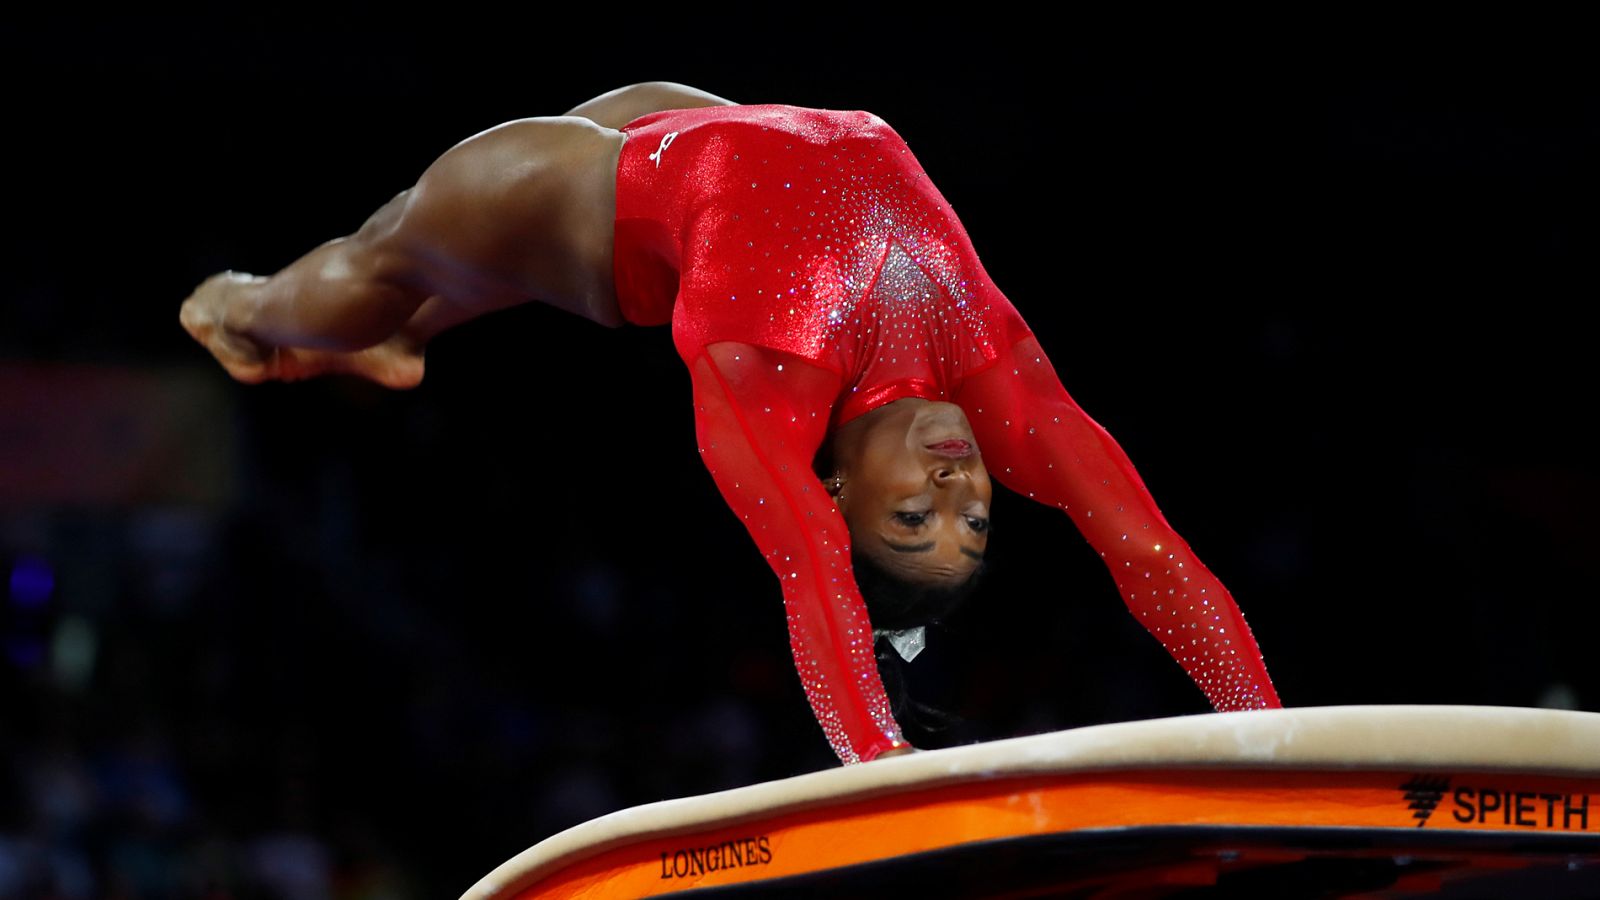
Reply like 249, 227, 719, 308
924, 439, 974, 458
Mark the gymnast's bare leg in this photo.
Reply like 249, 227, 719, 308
178, 82, 735, 386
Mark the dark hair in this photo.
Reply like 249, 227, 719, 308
851, 544, 985, 632
853, 545, 986, 740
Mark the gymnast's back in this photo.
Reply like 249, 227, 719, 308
609, 103, 1030, 415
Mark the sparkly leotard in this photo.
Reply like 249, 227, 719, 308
611, 104, 1281, 765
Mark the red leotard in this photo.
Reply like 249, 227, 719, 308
611, 104, 1281, 765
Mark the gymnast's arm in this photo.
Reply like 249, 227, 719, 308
179, 116, 619, 386
954, 326, 1283, 711
686, 342, 910, 764
564, 81, 739, 129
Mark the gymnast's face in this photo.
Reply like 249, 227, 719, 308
827, 399, 992, 586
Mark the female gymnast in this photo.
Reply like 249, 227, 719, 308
179, 81, 1282, 765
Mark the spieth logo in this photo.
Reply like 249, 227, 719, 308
1396, 775, 1592, 831
1399, 774, 1451, 827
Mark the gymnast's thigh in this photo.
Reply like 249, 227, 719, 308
401, 115, 628, 326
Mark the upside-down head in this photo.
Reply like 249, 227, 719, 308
818, 398, 992, 626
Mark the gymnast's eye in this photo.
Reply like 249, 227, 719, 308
965, 515, 990, 534
893, 511, 929, 527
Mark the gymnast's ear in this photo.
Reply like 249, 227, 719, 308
824, 473, 850, 512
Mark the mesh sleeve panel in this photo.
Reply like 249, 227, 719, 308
955, 331, 1282, 711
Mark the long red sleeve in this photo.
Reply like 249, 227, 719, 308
956, 330, 1282, 711
686, 342, 907, 764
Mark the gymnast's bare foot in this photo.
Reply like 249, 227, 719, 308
180, 272, 277, 383
272, 339, 426, 389
181, 271, 425, 389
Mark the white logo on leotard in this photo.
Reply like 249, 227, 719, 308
649, 131, 680, 168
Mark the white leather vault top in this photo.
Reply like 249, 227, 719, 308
461, 705, 1600, 899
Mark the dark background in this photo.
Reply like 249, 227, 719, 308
2, 14, 1595, 899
